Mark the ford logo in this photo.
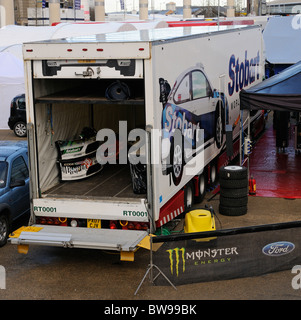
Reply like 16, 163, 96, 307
262, 241, 295, 257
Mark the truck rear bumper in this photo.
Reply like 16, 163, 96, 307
9, 225, 148, 252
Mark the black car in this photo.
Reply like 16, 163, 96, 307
8, 94, 27, 137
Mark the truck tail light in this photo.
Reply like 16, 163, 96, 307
119, 221, 149, 230
36, 216, 68, 226
135, 222, 149, 230
109, 220, 117, 229
36, 217, 148, 230
142, 223, 149, 230
134, 222, 142, 230
127, 222, 135, 230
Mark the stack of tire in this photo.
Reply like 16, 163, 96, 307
219, 165, 248, 216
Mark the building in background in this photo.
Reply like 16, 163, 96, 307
7, 0, 270, 26
14, 0, 92, 26
266, 0, 301, 14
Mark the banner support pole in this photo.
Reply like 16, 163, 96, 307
134, 235, 177, 295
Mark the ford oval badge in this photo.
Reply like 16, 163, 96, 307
262, 241, 295, 257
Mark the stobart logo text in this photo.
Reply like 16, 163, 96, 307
228, 50, 260, 96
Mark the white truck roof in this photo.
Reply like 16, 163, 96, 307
23, 25, 257, 60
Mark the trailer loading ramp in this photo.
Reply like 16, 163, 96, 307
9, 225, 148, 258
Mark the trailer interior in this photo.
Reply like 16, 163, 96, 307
33, 77, 147, 201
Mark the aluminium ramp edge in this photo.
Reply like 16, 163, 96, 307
9, 225, 148, 251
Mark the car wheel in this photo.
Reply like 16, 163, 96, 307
215, 102, 224, 149
13, 121, 27, 137
220, 186, 248, 198
219, 165, 249, 217
171, 129, 183, 186
220, 178, 248, 189
209, 160, 218, 187
219, 165, 248, 180
219, 204, 248, 216
184, 181, 194, 211
0, 214, 9, 247
194, 172, 207, 203
220, 195, 248, 207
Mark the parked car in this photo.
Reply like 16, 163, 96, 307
8, 94, 27, 137
0, 141, 30, 246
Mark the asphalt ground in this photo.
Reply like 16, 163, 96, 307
1, 193, 301, 304
1, 128, 301, 305
0, 129, 27, 141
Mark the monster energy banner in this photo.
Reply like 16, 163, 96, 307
153, 222, 301, 286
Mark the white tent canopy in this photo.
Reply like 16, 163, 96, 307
0, 52, 24, 129
263, 15, 301, 64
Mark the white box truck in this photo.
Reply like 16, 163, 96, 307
10, 25, 264, 260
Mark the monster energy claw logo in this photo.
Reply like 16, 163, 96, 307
167, 247, 186, 277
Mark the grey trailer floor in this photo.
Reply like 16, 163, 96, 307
43, 164, 145, 200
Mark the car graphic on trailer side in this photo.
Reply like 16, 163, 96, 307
161, 65, 228, 186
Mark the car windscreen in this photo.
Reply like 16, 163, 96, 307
0, 161, 7, 188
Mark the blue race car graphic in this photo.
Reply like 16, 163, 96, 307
160, 65, 228, 186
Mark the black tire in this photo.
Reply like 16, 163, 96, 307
171, 129, 184, 186
219, 165, 247, 180
184, 181, 194, 211
194, 172, 207, 203
209, 160, 218, 187
215, 102, 224, 149
13, 121, 27, 137
220, 187, 248, 198
220, 195, 248, 207
219, 204, 248, 216
0, 214, 9, 247
105, 81, 131, 100
220, 177, 248, 189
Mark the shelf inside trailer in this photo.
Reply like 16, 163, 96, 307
35, 91, 144, 105
34, 79, 145, 105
